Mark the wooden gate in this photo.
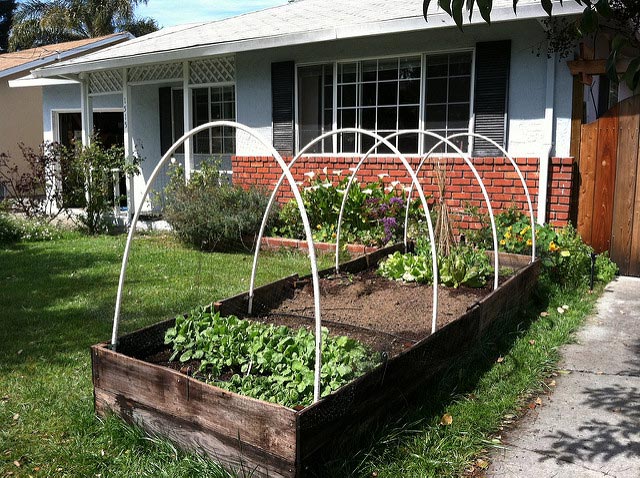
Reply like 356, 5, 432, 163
577, 95, 640, 276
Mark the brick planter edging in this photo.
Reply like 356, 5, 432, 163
260, 236, 380, 255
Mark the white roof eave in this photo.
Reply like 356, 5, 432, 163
32, 2, 582, 78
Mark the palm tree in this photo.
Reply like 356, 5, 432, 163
8, 0, 158, 51
0, 0, 16, 52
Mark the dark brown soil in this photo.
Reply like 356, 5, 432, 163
255, 269, 491, 357
146, 268, 496, 370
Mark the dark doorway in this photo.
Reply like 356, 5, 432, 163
58, 111, 125, 208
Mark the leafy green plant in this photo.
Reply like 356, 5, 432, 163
165, 158, 274, 251
378, 244, 491, 288
69, 137, 140, 234
164, 306, 378, 407
0, 211, 22, 244
465, 206, 618, 289
595, 251, 618, 283
271, 170, 423, 247
438, 245, 491, 288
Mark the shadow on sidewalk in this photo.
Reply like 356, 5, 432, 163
535, 382, 640, 465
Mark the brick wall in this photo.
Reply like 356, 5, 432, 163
232, 155, 575, 229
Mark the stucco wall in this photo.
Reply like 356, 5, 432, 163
236, 19, 574, 158
42, 84, 122, 142
0, 73, 44, 187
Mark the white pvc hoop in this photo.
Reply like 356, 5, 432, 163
249, 127, 439, 336
384, 130, 499, 290
444, 133, 537, 261
111, 121, 326, 402
338, 130, 499, 293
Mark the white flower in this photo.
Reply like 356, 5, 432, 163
363, 188, 373, 195
377, 173, 389, 179
384, 186, 393, 192
336, 189, 346, 194
391, 181, 400, 187
304, 171, 316, 178
295, 181, 303, 186
322, 167, 328, 175
403, 186, 412, 192
322, 182, 332, 189
333, 170, 343, 176
349, 167, 358, 172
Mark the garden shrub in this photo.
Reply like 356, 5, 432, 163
165, 158, 273, 251
271, 169, 424, 247
0, 210, 64, 244
0, 211, 21, 244
69, 138, 140, 235
464, 206, 618, 289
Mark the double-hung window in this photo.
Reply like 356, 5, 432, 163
171, 85, 237, 157
296, 51, 473, 155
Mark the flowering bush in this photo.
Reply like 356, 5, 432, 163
466, 207, 618, 288
271, 169, 423, 247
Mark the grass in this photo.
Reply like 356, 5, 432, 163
0, 232, 604, 477
0, 232, 331, 477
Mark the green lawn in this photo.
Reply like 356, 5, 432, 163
0, 233, 603, 477
0, 233, 330, 477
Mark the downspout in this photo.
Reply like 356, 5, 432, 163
537, 53, 556, 225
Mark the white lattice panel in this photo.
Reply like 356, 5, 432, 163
89, 70, 123, 94
189, 56, 235, 84
128, 62, 183, 83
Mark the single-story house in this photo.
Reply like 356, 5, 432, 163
15, 0, 635, 231
0, 33, 132, 198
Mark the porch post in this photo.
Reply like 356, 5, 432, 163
80, 74, 93, 146
183, 61, 193, 182
537, 53, 556, 225
122, 68, 135, 225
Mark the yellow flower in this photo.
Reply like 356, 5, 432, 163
504, 232, 512, 239
549, 241, 559, 252
316, 224, 322, 230
526, 239, 532, 246
500, 239, 506, 246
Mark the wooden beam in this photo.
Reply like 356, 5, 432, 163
567, 58, 630, 77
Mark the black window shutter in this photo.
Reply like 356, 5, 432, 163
159, 87, 173, 155
473, 40, 511, 156
271, 61, 295, 156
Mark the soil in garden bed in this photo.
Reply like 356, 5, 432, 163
145, 268, 502, 372
255, 269, 492, 358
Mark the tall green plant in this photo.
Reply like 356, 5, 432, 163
70, 138, 139, 234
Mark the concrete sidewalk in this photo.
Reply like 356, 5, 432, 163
487, 276, 640, 478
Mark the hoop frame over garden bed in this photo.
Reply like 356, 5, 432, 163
92, 247, 539, 478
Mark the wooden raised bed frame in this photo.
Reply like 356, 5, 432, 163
91, 247, 540, 478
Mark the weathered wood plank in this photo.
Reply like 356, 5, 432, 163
611, 96, 640, 274
95, 389, 296, 478
297, 257, 540, 463
578, 122, 599, 244
92, 345, 297, 463
591, 108, 619, 253
630, 129, 640, 277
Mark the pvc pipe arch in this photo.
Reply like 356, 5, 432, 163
342, 129, 500, 294
111, 120, 326, 403
249, 127, 440, 337
444, 132, 537, 262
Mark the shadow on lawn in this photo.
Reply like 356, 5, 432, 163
306, 285, 552, 477
0, 243, 122, 368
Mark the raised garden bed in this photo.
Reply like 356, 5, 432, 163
91, 245, 539, 477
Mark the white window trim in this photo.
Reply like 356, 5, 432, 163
294, 48, 476, 158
